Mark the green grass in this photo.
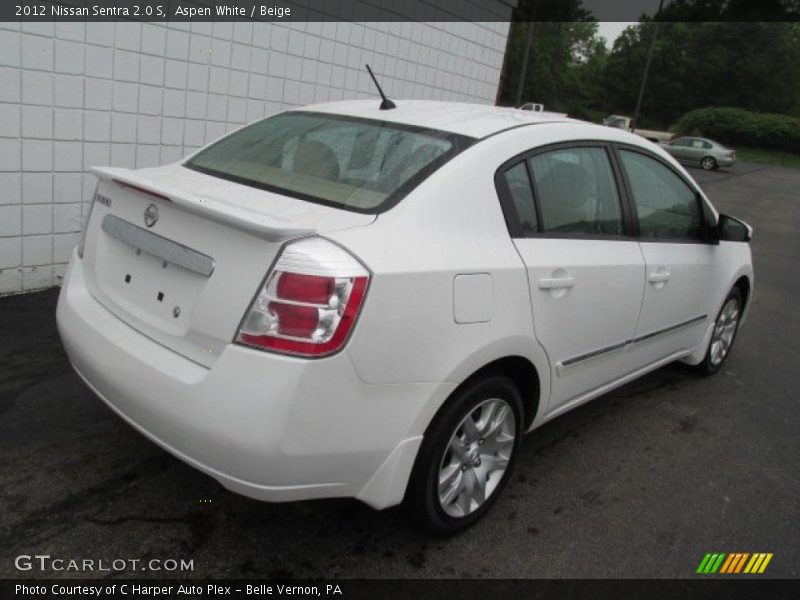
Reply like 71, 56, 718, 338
735, 146, 800, 169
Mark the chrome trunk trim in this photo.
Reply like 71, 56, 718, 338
101, 214, 215, 277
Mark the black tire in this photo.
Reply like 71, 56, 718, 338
695, 287, 743, 375
701, 156, 718, 170
406, 373, 524, 535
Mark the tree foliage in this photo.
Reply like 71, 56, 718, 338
497, 20, 608, 118
659, 0, 800, 21
498, 2, 800, 130
497, 0, 606, 115
676, 107, 800, 152
602, 22, 800, 127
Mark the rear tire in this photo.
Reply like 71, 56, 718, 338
695, 287, 742, 375
701, 156, 718, 170
406, 374, 523, 535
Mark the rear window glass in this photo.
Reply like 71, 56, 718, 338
185, 111, 473, 213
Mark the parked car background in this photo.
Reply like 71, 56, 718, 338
603, 114, 676, 144
662, 136, 737, 170
518, 102, 568, 117
518, 102, 544, 111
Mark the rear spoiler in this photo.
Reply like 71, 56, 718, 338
91, 166, 315, 242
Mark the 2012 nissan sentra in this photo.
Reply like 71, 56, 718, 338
57, 100, 754, 534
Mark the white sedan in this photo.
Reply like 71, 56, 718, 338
57, 100, 754, 534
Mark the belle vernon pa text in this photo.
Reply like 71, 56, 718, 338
17, 583, 343, 597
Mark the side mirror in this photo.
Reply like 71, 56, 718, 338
718, 214, 752, 242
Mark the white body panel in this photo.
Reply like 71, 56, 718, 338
514, 238, 645, 411
624, 242, 715, 374
57, 101, 753, 511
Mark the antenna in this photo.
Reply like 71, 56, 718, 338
365, 64, 396, 110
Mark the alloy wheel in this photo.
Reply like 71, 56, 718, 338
437, 398, 516, 517
709, 297, 740, 366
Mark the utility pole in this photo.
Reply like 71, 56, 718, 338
514, 0, 537, 107
631, 0, 665, 131
515, 21, 535, 106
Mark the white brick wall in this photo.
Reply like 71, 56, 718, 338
0, 17, 511, 294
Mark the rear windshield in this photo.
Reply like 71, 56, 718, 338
185, 111, 474, 214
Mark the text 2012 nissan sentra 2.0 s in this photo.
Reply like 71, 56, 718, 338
57, 100, 754, 534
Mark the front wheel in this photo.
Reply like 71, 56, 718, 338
701, 156, 718, 170
407, 374, 523, 535
696, 287, 742, 375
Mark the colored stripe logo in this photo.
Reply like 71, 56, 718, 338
696, 552, 773, 574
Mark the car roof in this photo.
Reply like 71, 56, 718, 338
678, 136, 716, 144
292, 99, 575, 139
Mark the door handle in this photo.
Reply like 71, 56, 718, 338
538, 276, 575, 290
648, 270, 671, 283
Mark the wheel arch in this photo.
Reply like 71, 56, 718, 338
401, 353, 544, 530
362, 351, 546, 512
425, 354, 545, 437
683, 266, 754, 366
734, 274, 752, 313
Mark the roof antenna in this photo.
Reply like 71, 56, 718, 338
365, 64, 396, 110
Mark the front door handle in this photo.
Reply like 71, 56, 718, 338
538, 276, 575, 290
648, 270, 671, 283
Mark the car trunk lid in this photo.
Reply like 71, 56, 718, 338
80, 164, 375, 368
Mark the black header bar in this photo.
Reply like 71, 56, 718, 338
3, 0, 800, 22
4, 579, 800, 600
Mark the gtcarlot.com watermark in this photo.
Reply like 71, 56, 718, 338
14, 554, 194, 573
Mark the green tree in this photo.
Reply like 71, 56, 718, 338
497, 1, 800, 125
498, 19, 608, 116
659, 0, 800, 21
600, 22, 800, 127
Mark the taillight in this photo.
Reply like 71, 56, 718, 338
236, 237, 369, 357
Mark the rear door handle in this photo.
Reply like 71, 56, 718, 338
538, 276, 575, 290
648, 270, 671, 283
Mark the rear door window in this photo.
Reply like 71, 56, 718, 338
619, 150, 705, 241
527, 147, 624, 236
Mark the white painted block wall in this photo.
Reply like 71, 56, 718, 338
0, 18, 511, 294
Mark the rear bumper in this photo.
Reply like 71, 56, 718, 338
56, 250, 448, 508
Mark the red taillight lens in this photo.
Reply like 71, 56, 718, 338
276, 272, 335, 304
236, 238, 369, 357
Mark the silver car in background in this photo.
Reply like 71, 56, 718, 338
662, 136, 736, 170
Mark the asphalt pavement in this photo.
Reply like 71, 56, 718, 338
1, 161, 798, 579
